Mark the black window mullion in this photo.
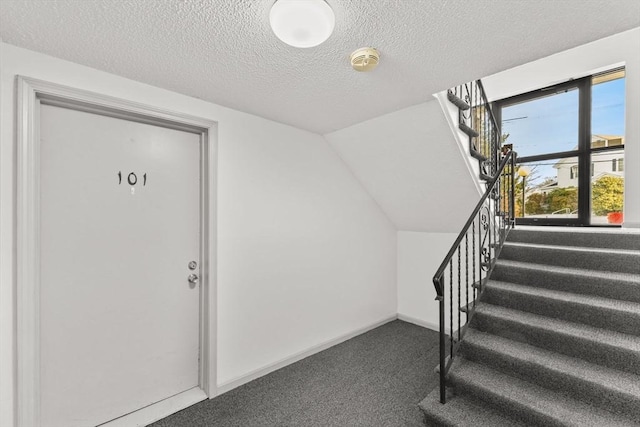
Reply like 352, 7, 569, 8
578, 76, 591, 226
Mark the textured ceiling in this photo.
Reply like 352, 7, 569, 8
1, 0, 639, 134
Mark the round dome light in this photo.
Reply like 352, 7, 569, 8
269, 0, 335, 48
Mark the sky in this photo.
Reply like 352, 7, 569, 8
501, 76, 625, 188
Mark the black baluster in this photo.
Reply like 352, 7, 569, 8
487, 202, 497, 262
449, 260, 453, 359
478, 211, 482, 292
511, 154, 516, 226
493, 202, 496, 260
501, 173, 503, 217
457, 247, 461, 342
472, 220, 476, 305
439, 276, 446, 403
483, 102, 486, 160
465, 233, 469, 321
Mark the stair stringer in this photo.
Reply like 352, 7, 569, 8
435, 91, 484, 196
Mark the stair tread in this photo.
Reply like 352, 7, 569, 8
464, 329, 640, 398
503, 240, 640, 256
508, 227, 640, 250
486, 279, 640, 314
459, 122, 479, 137
474, 303, 640, 352
419, 388, 524, 426
446, 91, 471, 110
450, 358, 639, 426
500, 241, 640, 274
494, 259, 640, 283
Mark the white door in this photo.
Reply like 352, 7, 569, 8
39, 103, 202, 427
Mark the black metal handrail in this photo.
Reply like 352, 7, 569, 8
432, 83, 516, 403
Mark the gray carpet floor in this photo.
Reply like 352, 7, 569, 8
150, 320, 439, 427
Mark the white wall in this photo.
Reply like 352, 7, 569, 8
323, 94, 484, 339
324, 100, 480, 233
0, 43, 397, 426
435, 91, 485, 196
397, 231, 457, 331
483, 27, 640, 228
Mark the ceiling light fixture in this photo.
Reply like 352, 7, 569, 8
269, 0, 335, 48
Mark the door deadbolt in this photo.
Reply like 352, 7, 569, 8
188, 261, 198, 270
188, 274, 199, 285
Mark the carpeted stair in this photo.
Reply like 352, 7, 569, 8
419, 227, 640, 426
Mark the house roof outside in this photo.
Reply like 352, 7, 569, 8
530, 180, 558, 195
553, 135, 624, 169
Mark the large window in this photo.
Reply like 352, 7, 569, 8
495, 68, 625, 226
590, 70, 625, 224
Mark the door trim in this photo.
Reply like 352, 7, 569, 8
100, 387, 207, 427
15, 76, 218, 427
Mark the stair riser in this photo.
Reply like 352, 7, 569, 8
460, 341, 640, 419
422, 412, 455, 427
507, 229, 640, 250
500, 245, 640, 274
448, 372, 564, 427
491, 262, 640, 303
482, 287, 640, 336
419, 388, 520, 427
471, 312, 640, 375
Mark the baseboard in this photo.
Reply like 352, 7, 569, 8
397, 313, 457, 336
397, 313, 439, 332
101, 387, 206, 427
216, 314, 397, 395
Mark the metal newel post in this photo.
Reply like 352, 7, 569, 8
522, 175, 526, 216
517, 165, 531, 219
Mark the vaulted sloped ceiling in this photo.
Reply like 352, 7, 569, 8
1, 0, 639, 134
325, 99, 480, 233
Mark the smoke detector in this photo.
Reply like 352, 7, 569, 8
350, 47, 380, 72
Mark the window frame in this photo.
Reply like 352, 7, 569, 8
493, 67, 625, 226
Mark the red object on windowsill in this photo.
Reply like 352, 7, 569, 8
607, 212, 623, 224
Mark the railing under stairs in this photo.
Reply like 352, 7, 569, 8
448, 80, 500, 181
433, 80, 517, 404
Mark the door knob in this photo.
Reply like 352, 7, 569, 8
188, 274, 199, 285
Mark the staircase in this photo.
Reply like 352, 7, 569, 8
419, 227, 640, 426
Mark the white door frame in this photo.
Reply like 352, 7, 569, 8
15, 76, 218, 427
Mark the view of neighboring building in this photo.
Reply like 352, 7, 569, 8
524, 135, 625, 223
555, 135, 624, 188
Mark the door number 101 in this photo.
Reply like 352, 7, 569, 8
118, 171, 147, 195
117, 171, 147, 186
